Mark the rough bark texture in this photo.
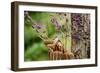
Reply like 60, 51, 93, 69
71, 13, 90, 59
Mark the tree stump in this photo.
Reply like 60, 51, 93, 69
44, 38, 74, 60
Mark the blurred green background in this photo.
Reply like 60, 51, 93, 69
24, 11, 71, 61
24, 12, 56, 61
